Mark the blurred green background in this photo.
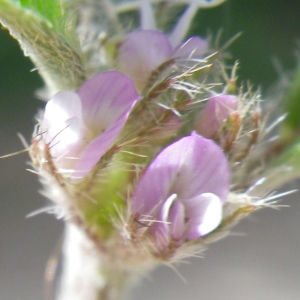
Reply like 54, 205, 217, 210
1, 0, 300, 299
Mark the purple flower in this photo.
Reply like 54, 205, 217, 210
195, 94, 238, 139
131, 132, 230, 251
42, 71, 140, 179
118, 30, 207, 92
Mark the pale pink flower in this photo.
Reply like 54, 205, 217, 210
117, 3, 208, 91
131, 132, 230, 250
42, 71, 140, 179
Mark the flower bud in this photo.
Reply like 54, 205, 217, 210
195, 94, 238, 139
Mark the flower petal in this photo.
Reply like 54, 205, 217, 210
185, 193, 223, 239
173, 37, 208, 59
77, 71, 140, 135
118, 30, 173, 91
168, 199, 185, 240
195, 94, 238, 138
150, 194, 175, 238
169, 3, 199, 47
170, 132, 230, 202
148, 198, 185, 251
169, 0, 226, 7
131, 142, 182, 215
43, 91, 82, 141
43, 91, 88, 165
72, 101, 137, 179
132, 133, 229, 215
50, 117, 88, 165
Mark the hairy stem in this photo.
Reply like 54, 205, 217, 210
57, 224, 132, 300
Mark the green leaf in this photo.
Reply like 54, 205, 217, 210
271, 138, 300, 170
253, 139, 300, 196
15, 0, 66, 34
281, 64, 300, 138
0, 0, 86, 93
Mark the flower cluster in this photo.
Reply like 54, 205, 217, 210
30, 0, 269, 280
1, 0, 297, 299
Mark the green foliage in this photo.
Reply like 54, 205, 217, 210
12, 0, 66, 33
0, 0, 85, 93
282, 64, 300, 138
262, 138, 300, 191
83, 161, 131, 240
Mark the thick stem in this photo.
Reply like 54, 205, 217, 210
57, 224, 132, 300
